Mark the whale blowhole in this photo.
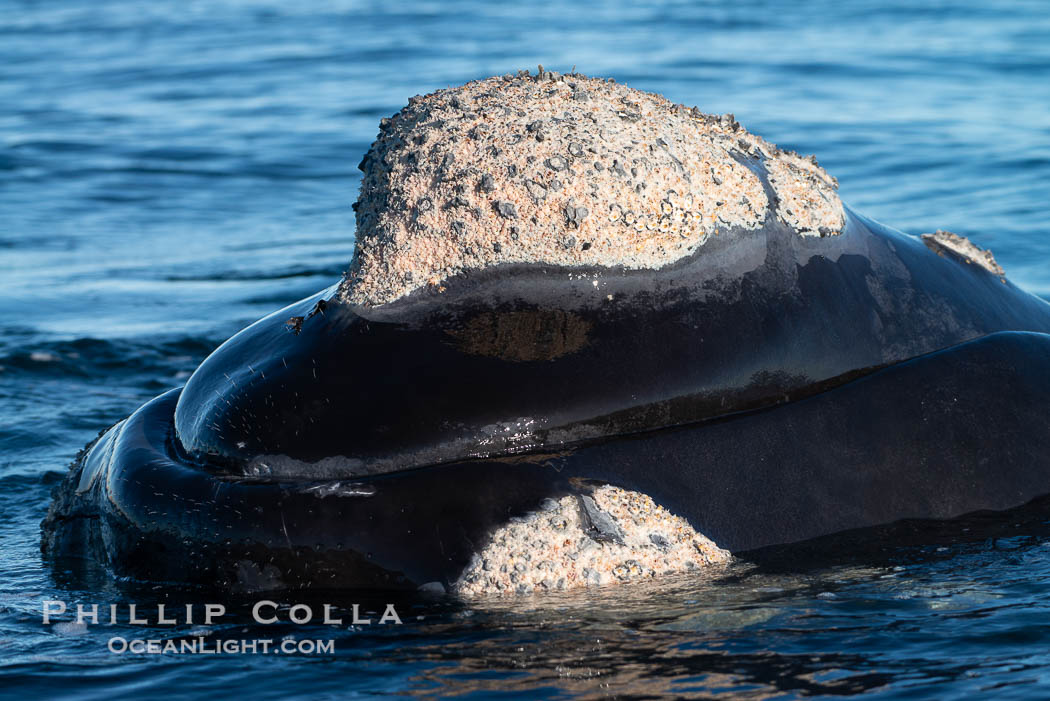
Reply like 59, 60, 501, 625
340, 68, 846, 307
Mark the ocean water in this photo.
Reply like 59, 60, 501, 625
3, 0, 1050, 697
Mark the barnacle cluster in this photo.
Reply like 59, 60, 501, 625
921, 229, 1006, 280
454, 485, 731, 597
341, 68, 845, 306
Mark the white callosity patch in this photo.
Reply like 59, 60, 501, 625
921, 229, 1006, 279
453, 485, 731, 596
341, 69, 845, 306
764, 150, 845, 236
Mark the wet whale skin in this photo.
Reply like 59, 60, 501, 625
42, 209, 1050, 590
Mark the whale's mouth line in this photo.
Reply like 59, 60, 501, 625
184, 327, 1020, 486
178, 354, 923, 486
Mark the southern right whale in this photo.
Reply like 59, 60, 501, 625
42, 70, 1050, 595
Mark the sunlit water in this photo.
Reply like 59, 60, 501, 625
3, 0, 1050, 697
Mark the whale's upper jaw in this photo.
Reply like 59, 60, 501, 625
176, 197, 1050, 485
170, 209, 840, 480
171, 69, 1047, 483
339, 70, 845, 308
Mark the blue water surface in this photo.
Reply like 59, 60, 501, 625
3, 0, 1050, 697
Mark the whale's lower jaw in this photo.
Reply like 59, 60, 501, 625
41, 387, 732, 595
42, 332, 1050, 594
